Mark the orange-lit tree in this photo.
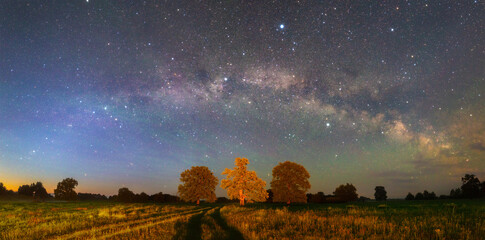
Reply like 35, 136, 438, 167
178, 166, 218, 205
221, 157, 268, 206
271, 161, 311, 205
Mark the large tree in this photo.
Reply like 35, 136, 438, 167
461, 174, 481, 198
334, 183, 358, 202
178, 166, 218, 205
221, 157, 268, 206
54, 178, 78, 201
374, 186, 387, 201
271, 161, 311, 204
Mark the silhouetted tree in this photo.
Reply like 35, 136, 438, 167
108, 195, 118, 201
359, 196, 370, 202
461, 174, 481, 198
31, 182, 49, 200
221, 157, 268, 206
78, 193, 108, 201
450, 188, 462, 198
405, 192, 414, 200
178, 166, 218, 205
0, 182, 6, 195
271, 161, 311, 205
423, 190, 431, 200
307, 192, 326, 203
266, 189, 273, 203
439, 195, 449, 199
415, 192, 424, 200
54, 178, 78, 201
136, 192, 150, 202
374, 186, 387, 201
162, 193, 180, 202
17, 182, 48, 200
334, 183, 358, 202
150, 192, 165, 202
18, 184, 33, 196
315, 192, 326, 203
481, 181, 485, 197
118, 187, 135, 202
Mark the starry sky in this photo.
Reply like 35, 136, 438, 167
0, 1, 484, 198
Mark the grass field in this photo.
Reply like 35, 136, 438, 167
0, 200, 484, 239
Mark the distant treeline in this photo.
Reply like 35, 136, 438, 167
1, 173, 484, 203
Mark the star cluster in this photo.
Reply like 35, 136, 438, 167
0, 1, 484, 197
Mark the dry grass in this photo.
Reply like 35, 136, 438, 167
0, 200, 483, 239
219, 200, 485, 240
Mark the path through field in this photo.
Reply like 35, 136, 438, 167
173, 207, 244, 240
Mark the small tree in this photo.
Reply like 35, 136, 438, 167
374, 186, 387, 201
415, 192, 424, 200
178, 166, 218, 205
18, 184, 33, 196
0, 182, 6, 195
118, 187, 135, 202
405, 192, 414, 200
334, 183, 358, 202
450, 188, 462, 198
271, 161, 311, 205
54, 178, 78, 201
221, 157, 268, 206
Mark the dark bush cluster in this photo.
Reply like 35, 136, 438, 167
111, 187, 180, 203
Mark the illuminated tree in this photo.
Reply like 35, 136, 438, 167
271, 161, 311, 204
178, 166, 218, 205
374, 186, 387, 201
221, 157, 268, 206
334, 183, 358, 202
54, 178, 78, 201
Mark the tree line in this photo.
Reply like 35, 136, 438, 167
1, 159, 484, 204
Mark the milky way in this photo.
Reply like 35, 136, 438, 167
0, 1, 484, 197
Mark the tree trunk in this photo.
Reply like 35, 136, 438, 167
287, 183, 291, 206
239, 189, 245, 206
197, 199, 200, 206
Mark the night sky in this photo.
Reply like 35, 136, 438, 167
1, 1, 484, 198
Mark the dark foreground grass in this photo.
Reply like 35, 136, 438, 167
0, 199, 483, 239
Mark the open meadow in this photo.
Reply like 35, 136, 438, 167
0, 200, 484, 240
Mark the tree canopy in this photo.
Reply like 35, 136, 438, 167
374, 186, 387, 201
178, 166, 218, 205
221, 157, 268, 205
334, 183, 358, 202
118, 187, 136, 202
17, 182, 49, 199
271, 161, 311, 204
54, 178, 78, 201
0, 182, 6, 195
405, 192, 415, 200
461, 174, 481, 198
